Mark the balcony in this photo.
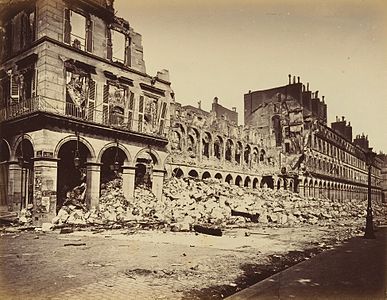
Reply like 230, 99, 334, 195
0, 96, 167, 138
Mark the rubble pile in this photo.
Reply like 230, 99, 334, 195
50, 176, 385, 231
161, 177, 385, 228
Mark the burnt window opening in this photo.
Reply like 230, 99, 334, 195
107, 27, 131, 67
102, 83, 127, 127
214, 142, 221, 160
1, 8, 36, 59
64, 9, 93, 53
244, 146, 251, 164
127, 91, 135, 130
65, 69, 95, 120
259, 149, 266, 162
3, 67, 37, 109
235, 143, 242, 164
225, 140, 233, 162
138, 95, 145, 132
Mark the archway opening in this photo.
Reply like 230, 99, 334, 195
215, 173, 222, 181
135, 150, 155, 189
172, 168, 184, 178
188, 169, 199, 178
261, 176, 274, 189
244, 176, 251, 188
202, 171, 211, 180
225, 174, 233, 184
57, 139, 91, 211
235, 175, 242, 186
100, 146, 127, 184
253, 178, 259, 189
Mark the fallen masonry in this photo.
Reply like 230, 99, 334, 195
11, 177, 386, 232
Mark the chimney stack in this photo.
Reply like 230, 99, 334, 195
315, 90, 319, 98
213, 97, 218, 104
293, 76, 296, 84
302, 84, 305, 92
342, 116, 345, 121
288, 74, 291, 84
297, 76, 300, 83
232, 107, 236, 112
307, 82, 309, 91
322, 95, 325, 102
198, 100, 201, 109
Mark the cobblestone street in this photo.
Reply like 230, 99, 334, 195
0, 224, 363, 300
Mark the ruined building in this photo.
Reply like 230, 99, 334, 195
167, 75, 383, 202
0, 0, 174, 221
0, 1, 383, 223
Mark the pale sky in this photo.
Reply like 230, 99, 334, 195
115, 0, 387, 153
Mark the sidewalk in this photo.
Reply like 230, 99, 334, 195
227, 227, 387, 300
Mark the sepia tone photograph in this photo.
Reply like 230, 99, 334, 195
0, 0, 386, 299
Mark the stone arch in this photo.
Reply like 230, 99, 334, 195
55, 135, 96, 161
235, 141, 243, 164
202, 131, 212, 158
172, 167, 184, 178
188, 169, 199, 178
170, 130, 182, 151
244, 144, 251, 165
235, 175, 242, 186
97, 142, 131, 165
202, 171, 211, 180
225, 174, 233, 184
133, 147, 162, 169
225, 139, 234, 161
259, 149, 266, 162
215, 173, 222, 180
252, 177, 259, 189
309, 179, 314, 197
214, 136, 223, 160
244, 176, 251, 188
252, 147, 259, 164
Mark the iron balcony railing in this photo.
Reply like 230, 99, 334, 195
0, 96, 167, 138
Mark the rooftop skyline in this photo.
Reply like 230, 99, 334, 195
115, 0, 387, 153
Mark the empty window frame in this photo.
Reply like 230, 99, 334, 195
64, 9, 93, 52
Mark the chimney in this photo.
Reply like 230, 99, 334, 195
322, 95, 325, 102
288, 74, 291, 84
293, 76, 296, 84
315, 90, 319, 98
336, 116, 339, 122
342, 116, 345, 122
232, 107, 236, 112
302, 84, 305, 92
248, 90, 251, 94
307, 82, 309, 91
198, 100, 201, 110
213, 97, 218, 104
297, 76, 300, 83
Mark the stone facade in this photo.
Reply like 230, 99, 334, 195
167, 76, 383, 203
0, 0, 174, 222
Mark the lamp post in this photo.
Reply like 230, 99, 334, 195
364, 147, 376, 239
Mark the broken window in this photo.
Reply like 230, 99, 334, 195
235, 142, 242, 164
214, 136, 223, 160
1, 9, 36, 58
65, 68, 95, 120
64, 9, 93, 52
202, 133, 211, 158
106, 27, 131, 66
225, 139, 233, 162
4, 67, 37, 107
244, 145, 251, 164
102, 83, 127, 126
259, 149, 266, 162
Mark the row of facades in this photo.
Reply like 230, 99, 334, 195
0, 0, 384, 223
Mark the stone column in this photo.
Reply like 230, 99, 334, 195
33, 158, 58, 223
198, 132, 203, 161
85, 162, 102, 208
122, 166, 136, 201
152, 169, 165, 201
7, 161, 21, 211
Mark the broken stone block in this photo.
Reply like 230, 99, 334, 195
41, 222, 54, 232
